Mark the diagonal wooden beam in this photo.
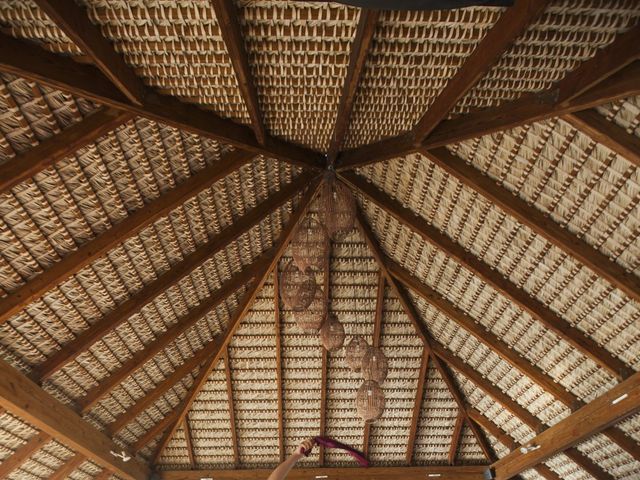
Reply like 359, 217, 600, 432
0, 358, 149, 480
49, 453, 85, 480
412, 0, 550, 143
448, 413, 464, 465
562, 109, 640, 167
0, 432, 51, 478
149, 178, 322, 462
183, 418, 195, 469
223, 349, 240, 467
212, 0, 266, 144
340, 170, 631, 380
33, 0, 146, 105
421, 146, 640, 304
0, 149, 254, 327
363, 270, 385, 457
0, 33, 325, 170
274, 267, 285, 463
327, 9, 380, 163
491, 371, 640, 479
0, 107, 133, 195
319, 238, 331, 466
34, 171, 310, 381
406, 349, 429, 464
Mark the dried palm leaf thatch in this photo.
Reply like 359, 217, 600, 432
291, 215, 329, 272
319, 313, 346, 352
356, 380, 385, 423
319, 175, 356, 240
293, 286, 327, 333
345, 335, 369, 373
362, 346, 388, 384
280, 259, 318, 311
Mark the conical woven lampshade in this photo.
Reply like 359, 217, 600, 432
319, 313, 345, 351
291, 215, 328, 272
280, 260, 317, 311
345, 335, 369, 372
361, 346, 388, 383
319, 175, 356, 240
356, 380, 385, 422
293, 286, 327, 333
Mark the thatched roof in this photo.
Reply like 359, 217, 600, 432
0, 1, 638, 480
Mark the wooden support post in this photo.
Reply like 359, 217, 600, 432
224, 349, 240, 467
406, 349, 429, 464
448, 413, 464, 465
183, 417, 195, 469
319, 237, 331, 466
274, 268, 285, 463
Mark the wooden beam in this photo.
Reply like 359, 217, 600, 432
412, 0, 550, 143
0, 33, 325, 170
0, 149, 253, 327
0, 359, 149, 480
33, 170, 310, 381
562, 109, 640, 167
149, 178, 322, 461
406, 349, 429, 464
183, 418, 195, 469
49, 454, 85, 480
33, 0, 146, 105
491, 372, 640, 479
340, 170, 631, 380
158, 465, 489, 480
212, 0, 266, 144
448, 413, 464, 465
327, 9, 380, 163
94, 470, 113, 480
224, 349, 240, 467
319, 238, 331, 465
421, 146, 640, 304
0, 432, 51, 478
363, 270, 385, 456
274, 267, 285, 463
0, 108, 133, 195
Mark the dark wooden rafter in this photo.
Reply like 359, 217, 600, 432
148, 178, 322, 461
49, 454, 85, 480
327, 9, 380, 163
448, 412, 464, 465
318, 238, 331, 465
0, 149, 254, 327
363, 270, 385, 456
211, 0, 266, 144
411, 0, 550, 143
183, 417, 195, 469
0, 359, 149, 480
0, 33, 325, 170
0, 107, 133, 195
340, 170, 632, 380
224, 349, 240, 467
274, 267, 285, 462
562, 108, 640, 167
406, 349, 429, 464
34, 170, 311, 382
0, 432, 51, 478
33, 0, 146, 105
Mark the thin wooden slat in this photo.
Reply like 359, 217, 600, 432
224, 350, 240, 467
49, 454, 85, 480
492, 372, 640, 479
33, 170, 310, 380
212, 0, 265, 144
562, 109, 640, 167
327, 9, 380, 163
33, 0, 146, 105
183, 418, 195, 469
449, 413, 465, 465
274, 268, 285, 463
0, 359, 149, 480
412, 0, 550, 143
340, 170, 631, 380
319, 238, 331, 466
406, 349, 429, 464
0, 108, 133, 195
421, 146, 640, 304
0, 432, 51, 478
0, 32, 325, 170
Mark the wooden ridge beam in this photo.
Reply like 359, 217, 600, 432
212, 0, 266, 144
0, 33, 325, 170
0, 107, 133, 195
0, 149, 254, 327
412, 0, 550, 143
562, 109, 640, 167
491, 372, 640, 479
274, 268, 285, 463
0, 432, 51, 478
224, 349, 240, 467
50, 454, 85, 480
327, 9, 380, 163
0, 358, 149, 480
319, 238, 331, 466
34, 0, 146, 105
149, 178, 322, 462
33, 168, 311, 381
421, 146, 640, 304
406, 349, 429, 464
339, 170, 631, 380
448, 412, 464, 465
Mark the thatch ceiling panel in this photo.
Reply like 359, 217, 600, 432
597, 95, 640, 139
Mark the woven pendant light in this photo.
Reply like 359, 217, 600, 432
319, 313, 345, 351
345, 335, 369, 372
293, 286, 327, 333
319, 175, 356, 240
356, 380, 385, 422
280, 260, 317, 311
291, 215, 328, 272
361, 346, 388, 383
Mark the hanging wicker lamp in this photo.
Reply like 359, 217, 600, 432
361, 346, 388, 384
293, 286, 327, 333
345, 335, 369, 372
319, 313, 345, 351
356, 380, 385, 422
291, 215, 328, 272
280, 260, 317, 311
319, 174, 356, 240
